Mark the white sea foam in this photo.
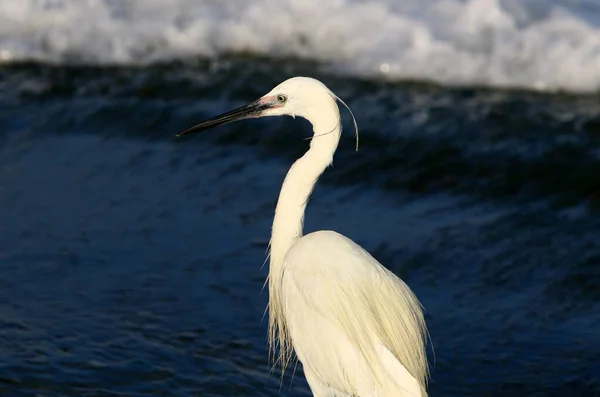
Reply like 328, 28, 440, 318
1, 0, 600, 92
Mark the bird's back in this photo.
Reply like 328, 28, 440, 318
279, 230, 428, 397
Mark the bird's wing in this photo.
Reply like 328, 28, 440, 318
281, 230, 428, 396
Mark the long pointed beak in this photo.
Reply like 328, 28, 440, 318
177, 99, 270, 137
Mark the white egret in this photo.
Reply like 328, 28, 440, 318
178, 77, 429, 397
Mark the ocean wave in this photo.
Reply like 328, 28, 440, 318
1, 0, 600, 92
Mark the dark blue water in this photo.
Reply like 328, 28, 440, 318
1, 59, 599, 397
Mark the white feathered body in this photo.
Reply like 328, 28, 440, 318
278, 230, 428, 397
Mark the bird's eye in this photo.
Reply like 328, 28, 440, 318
276, 94, 287, 103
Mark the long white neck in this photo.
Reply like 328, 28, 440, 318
270, 115, 340, 273
267, 102, 341, 367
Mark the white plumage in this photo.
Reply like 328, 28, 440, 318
281, 231, 428, 396
178, 77, 429, 397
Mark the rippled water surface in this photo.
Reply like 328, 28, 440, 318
1, 59, 599, 396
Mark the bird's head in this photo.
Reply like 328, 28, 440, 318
177, 77, 342, 137
258, 76, 338, 119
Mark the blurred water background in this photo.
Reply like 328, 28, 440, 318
0, 0, 599, 396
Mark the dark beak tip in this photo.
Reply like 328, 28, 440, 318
176, 128, 195, 137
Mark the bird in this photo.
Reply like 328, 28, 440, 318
177, 77, 429, 397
